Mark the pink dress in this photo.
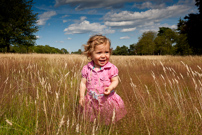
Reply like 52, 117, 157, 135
81, 61, 127, 124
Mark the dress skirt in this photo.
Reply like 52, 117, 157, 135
81, 91, 127, 125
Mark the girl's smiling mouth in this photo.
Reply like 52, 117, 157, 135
99, 60, 106, 62
99, 60, 106, 65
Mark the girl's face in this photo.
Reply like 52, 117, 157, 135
91, 43, 110, 68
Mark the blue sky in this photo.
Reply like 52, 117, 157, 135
33, 0, 197, 52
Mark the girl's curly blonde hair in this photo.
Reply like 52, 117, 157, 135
83, 34, 112, 58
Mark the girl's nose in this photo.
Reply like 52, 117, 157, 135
101, 53, 105, 57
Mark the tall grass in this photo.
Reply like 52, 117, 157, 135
0, 54, 202, 134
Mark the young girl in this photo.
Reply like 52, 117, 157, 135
79, 35, 126, 124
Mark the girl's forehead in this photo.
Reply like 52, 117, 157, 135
94, 43, 110, 50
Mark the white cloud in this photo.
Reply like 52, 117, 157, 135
133, 2, 165, 9
36, 35, 40, 39
56, 41, 64, 43
139, 23, 177, 33
170, 25, 177, 29
104, 4, 192, 30
67, 37, 72, 40
105, 5, 191, 22
37, 11, 57, 25
105, 21, 135, 27
63, 20, 68, 23
62, 15, 69, 18
120, 36, 130, 39
64, 18, 115, 35
121, 27, 136, 32
54, 0, 171, 10
80, 16, 87, 21
88, 10, 97, 14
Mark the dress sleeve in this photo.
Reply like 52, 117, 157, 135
81, 65, 88, 78
109, 64, 118, 79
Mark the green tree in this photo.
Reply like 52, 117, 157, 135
154, 36, 167, 55
136, 31, 156, 55
120, 45, 129, 55
112, 46, 121, 55
157, 27, 170, 36
32, 45, 65, 54
174, 18, 192, 55
177, 18, 187, 34
33, 45, 45, 53
12, 44, 27, 53
61, 48, 69, 54
128, 44, 136, 55
178, 0, 202, 54
113, 45, 129, 55
71, 49, 82, 54
44, 45, 52, 53
173, 34, 192, 55
0, 0, 38, 52
154, 28, 177, 55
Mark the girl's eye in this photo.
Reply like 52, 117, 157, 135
97, 52, 101, 54
105, 51, 109, 54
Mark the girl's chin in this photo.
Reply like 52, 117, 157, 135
99, 60, 106, 65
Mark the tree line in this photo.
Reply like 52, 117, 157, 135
113, 27, 191, 55
0, 0, 202, 55
10, 45, 68, 54
0, 44, 69, 54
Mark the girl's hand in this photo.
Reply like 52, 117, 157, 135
104, 86, 113, 95
79, 97, 84, 107
104, 76, 118, 96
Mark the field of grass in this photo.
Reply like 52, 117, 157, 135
0, 54, 202, 134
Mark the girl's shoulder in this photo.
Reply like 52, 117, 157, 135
81, 64, 90, 78
82, 61, 93, 70
103, 62, 118, 78
104, 62, 118, 70
82, 64, 89, 73
81, 61, 93, 74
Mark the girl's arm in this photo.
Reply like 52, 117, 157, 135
79, 77, 87, 107
104, 76, 119, 95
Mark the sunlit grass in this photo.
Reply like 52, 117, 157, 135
0, 54, 202, 134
